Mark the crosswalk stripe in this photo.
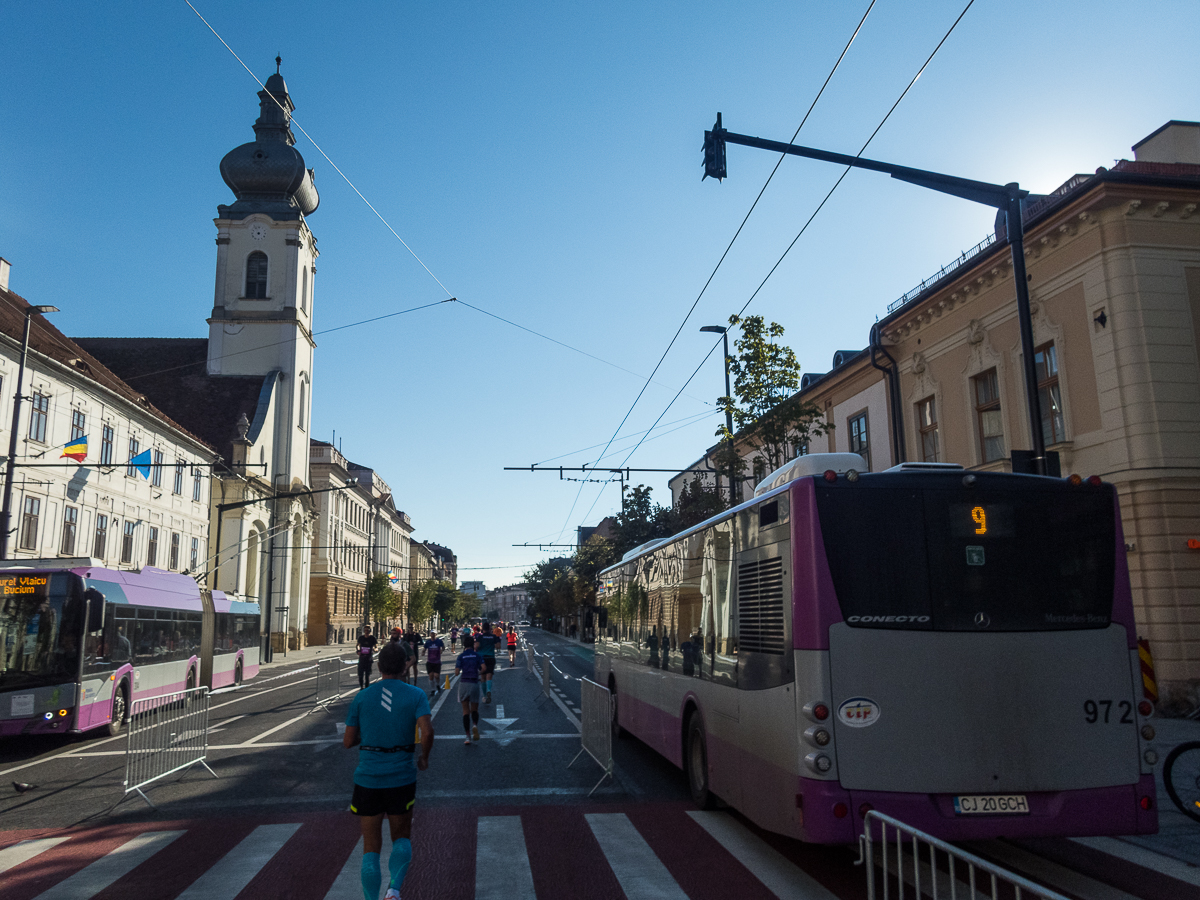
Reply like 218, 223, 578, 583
175, 822, 301, 899
585, 813, 688, 900
686, 812, 839, 900
476, 816, 535, 900
31, 830, 185, 900
0, 836, 71, 875
323, 837, 396, 900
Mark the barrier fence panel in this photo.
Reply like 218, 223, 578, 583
857, 810, 1071, 900
117, 687, 216, 811
568, 677, 613, 796
542, 651, 552, 699
525, 646, 535, 679
311, 657, 342, 713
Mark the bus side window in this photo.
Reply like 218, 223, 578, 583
702, 520, 737, 686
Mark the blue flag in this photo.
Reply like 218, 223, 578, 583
129, 449, 152, 480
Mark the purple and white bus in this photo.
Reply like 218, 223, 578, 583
595, 454, 1158, 843
0, 561, 259, 738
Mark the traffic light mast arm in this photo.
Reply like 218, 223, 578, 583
711, 125, 1025, 210
702, 113, 1046, 474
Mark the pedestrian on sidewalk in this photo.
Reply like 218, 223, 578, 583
475, 620, 499, 703
343, 641, 433, 900
456, 635, 483, 743
356, 625, 378, 689
424, 630, 445, 695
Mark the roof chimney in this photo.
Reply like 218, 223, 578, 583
0, 258, 10, 293
1132, 121, 1200, 164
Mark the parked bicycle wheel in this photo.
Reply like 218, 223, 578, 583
1163, 741, 1200, 824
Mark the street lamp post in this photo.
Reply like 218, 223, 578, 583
703, 115, 1047, 474
0, 304, 59, 559
700, 324, 737, 505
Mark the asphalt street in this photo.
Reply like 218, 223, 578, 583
1, 630, 1198, 899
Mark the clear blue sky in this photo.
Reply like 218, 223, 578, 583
3, 1, 1196, 582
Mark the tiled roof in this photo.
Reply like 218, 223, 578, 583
0, 287, 213, 452
73, 337, 264, 463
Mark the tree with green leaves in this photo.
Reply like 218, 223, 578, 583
365, 572, 401, 630
717, 314, 831, 491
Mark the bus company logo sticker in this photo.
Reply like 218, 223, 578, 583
837, 697, 880, 728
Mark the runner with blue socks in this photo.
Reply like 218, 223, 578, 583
344, 642, 433, 900
475, 620, 499, 703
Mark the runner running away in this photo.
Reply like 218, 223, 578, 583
506, 625, 518, 667
424, 631, 445, 695
343, 642, 433, 900
475, 620, 499, 703
402, 624, 420, 683
455, 635, 483, 743
449, 626, 459, 650
356, 625, 377, 689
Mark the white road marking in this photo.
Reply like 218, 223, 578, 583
30, 830, 184, 900
586, 813, 688, 900
687, 811, 840, 900
0, 836, 71, 875
476, 816, 536, 900
175, 822, 301, 899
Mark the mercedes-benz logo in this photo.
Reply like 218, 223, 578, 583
974, 612, 991, 628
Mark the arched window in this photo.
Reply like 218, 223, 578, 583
298, 378, 308, 431
300, 266, 308, 313
245, 252, 268, 299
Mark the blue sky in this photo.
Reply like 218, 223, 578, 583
3, 1, 1197, 582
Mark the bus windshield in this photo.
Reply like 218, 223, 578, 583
816, 479, 1116, 631
0, 572, 85, 687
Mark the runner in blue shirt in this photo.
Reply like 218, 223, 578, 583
423, 631, 445, 696
455, 634, 483, 744
343, 642, 433, 900
475, 619, 499, 704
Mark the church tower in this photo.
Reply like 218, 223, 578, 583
210, 59, 318, 489
210, 61, 319, 651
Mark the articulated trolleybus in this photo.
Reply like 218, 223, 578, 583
0, 560, 260, 738
594, 454, 1157, 843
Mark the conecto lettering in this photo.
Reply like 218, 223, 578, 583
847, 615, 931, 623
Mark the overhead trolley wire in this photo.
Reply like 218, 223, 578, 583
570, 0, 978, 534
557, 0, 878, 539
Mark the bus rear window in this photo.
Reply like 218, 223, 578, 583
815, 480, 1116, 631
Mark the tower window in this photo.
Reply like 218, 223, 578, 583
246, 252, 268, 299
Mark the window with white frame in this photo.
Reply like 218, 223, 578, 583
93, 514, 108, 559
101, 425, 114, 466
70, 410, 86, 442
127, 438, 139, 477
169, 532, 180, 570
245, 251, 268, 299
192, 468, 202, 502
147, 526, 159, 567
190, 537, 199, 572
121, 521, 136, 565
174, 461, 185, 494
28, 393, 49, 443
151, 449, 164, 487
19, 497, 40, 550
60, 506, 77, 555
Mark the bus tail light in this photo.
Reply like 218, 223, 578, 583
1138, 700, 1154, 717
1068, 473, 1083, 486
806, 752, 832, 774
823, 470, 838, 483
858, 803, 874, 818
833, 802, 849, 818
813, 703, 829, 720
1087, 475, 1103, 487
1140, 795, 1154, 810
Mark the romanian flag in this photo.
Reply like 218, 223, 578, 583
61, 435, 88, 463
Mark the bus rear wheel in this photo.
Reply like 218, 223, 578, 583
686, 713, 716, 809
234, 661, 243, 685
186, 668, 196, 690
107, 682, 129, 737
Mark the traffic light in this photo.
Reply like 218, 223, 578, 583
703, 112, 726, 181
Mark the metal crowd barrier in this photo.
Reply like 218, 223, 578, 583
310, 656, 343, 713
541, 650, 552, 701
857, 810, 1070, 900
525, 645, 535, 679
115, 687, 217, 811
568, 677, 613, 796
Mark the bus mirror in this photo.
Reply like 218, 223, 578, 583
84, 588, 106, 632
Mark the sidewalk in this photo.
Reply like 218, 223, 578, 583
258, 641, 358, 672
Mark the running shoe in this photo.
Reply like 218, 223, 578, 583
486, 691, 492, 703
472, 725, 480, 741
384, 888, 400, 900
464, 737, 471, 745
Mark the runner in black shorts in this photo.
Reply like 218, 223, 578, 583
344, 642, 433, 900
